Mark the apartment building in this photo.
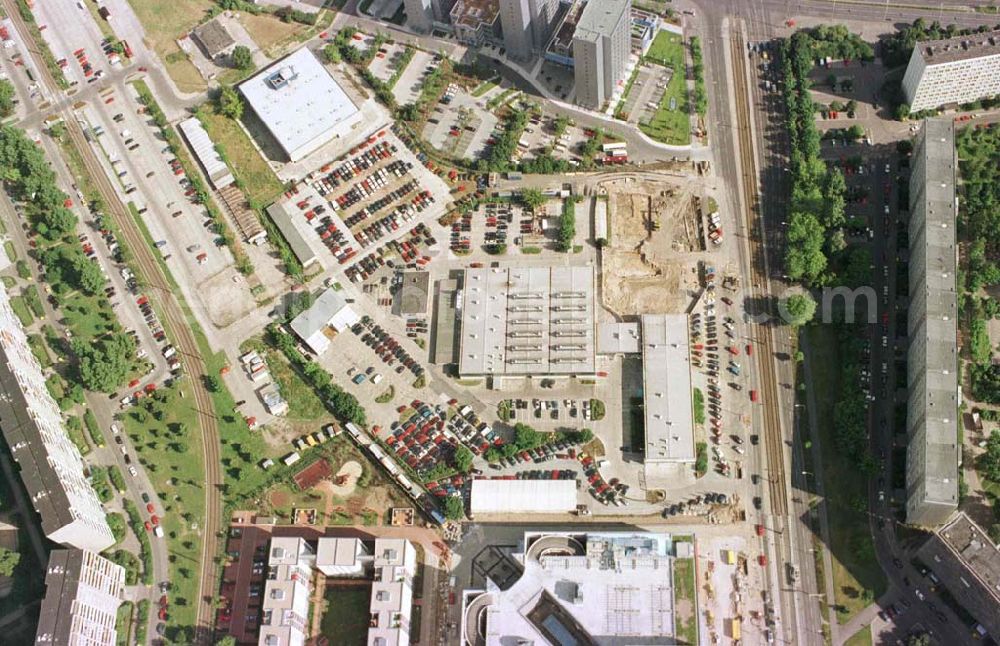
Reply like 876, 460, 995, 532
35, 549, 125, 646
902, 29, 1000, 111
0, 287, 115, 552
404, 0, 435, 32
905, 118, 960, 527
258, 537, 314, 646
369, 539, 417, 646
572, 0, 632, 109
499, 0, 560, 62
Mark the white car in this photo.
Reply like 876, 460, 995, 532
128, 465, 138, 477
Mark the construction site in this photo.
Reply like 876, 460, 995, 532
596, 175, 708, 316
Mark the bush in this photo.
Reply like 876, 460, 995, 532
444, 495, 465, 520
108, 465, 126, 493
556, 198, 576, 252
106, 512, 127, 544
692, 389, 705, 425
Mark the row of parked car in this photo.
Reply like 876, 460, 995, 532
333, 159, 413, 213
384, 400, 458, 476
355, 190, 436, 249
311, 138, 395, 195
479, 469, 577, 481
446, 405, 499, 455
353, 317, 424, 378
343, 176, 417, 228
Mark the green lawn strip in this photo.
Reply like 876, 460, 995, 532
122, 500, 155, 585
843, 626, 872, 646
135, 600, 149, 645
108, 464, 126, 493
3, 240, 15, 263
805, 326, 886, 622
115, 600, 134, 646
14, 0, 69, 89
8, 295, 33, 326
65, 415, 91, 456
194, 105, 283, 206
26, 333, 51, 368
640, 31, 691, 145
84, 409, 104, 448
471, 79, 497, 97
106, 511, 127, 544
320, 585, 371, 645
90, 466, 113, 502
23, 284, 44, 317
614, 65, 642, 118
673, 557, 697, 644
386, 46, 415, 90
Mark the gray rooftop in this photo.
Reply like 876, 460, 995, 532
641, 314, 695, 463
917, 29, 1000, 65
575, 0, 630, 41
398, 271, 430, 315
191, 18, 235, 58
265, 201, 318, 269
178, 118, 234, 189
290, 288, 351, 341
906, 118, 959, 521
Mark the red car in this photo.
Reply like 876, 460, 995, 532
144, 521, 151, 531
745, 343, 753, 356
146, 503, 155, 514
151, 515, 160, 526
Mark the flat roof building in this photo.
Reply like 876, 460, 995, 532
450, 0, 500, 45
258, 537, 314, 646
458, 265, 597, 378
397, 271, 430, 315
470, 479, 578, 515
0, 287, 115, 553
264, 202, 320, 271
178, 117, 235, 189
460, 532, 684, 645
370, 538, 417, 646
289, 288, 360, 355
240, 47, 364, 162
915, 513, 1000, 640
573, 0, 632, 109
905, 119, 959, 527
499, 0, 559, 62
35, 549, 125, 646
902, 29, 1000, 111
641, 314, 695, 465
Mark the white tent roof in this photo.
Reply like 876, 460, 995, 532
470, 479, 577, 515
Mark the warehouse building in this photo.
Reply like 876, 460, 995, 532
264, 202, 320, 270
240, 47, 364, 162
35, 550, 125, 645
642, 314, 695, 466
458, 265, 597, 378
572, 0, 632, 109
0, 287, 115, 553
470, 479, 578, 515
178, 117, 234, 189
905, 119, 960, 527
289, 288, 360, 355
902, 29, 1000, 112
460, 532, 686, 645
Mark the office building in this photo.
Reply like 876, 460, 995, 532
35, 549, 125, 646
0, 287, 115, 552
499, 0, 559, 61
458, 266, 597, 378
902, 30, 1000, 111
240, 47, 364, 162
450, 0, 501, 45
573, 0, 631, 109
905, 119, 959, 527
641, 314, 695, 465
460, 532, 688, 645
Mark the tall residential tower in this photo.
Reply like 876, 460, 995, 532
499, 0, 560, 62
35, 550, 125, 645
902, 29, 1000, 111
572, 0, 631, 109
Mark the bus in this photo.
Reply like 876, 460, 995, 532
601, 141, 627, 153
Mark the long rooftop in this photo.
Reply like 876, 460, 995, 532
641, 314, 695, 463
917, 28, 1000, 65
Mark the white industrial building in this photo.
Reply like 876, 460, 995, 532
0, 287, 115, 553
35, 550, 125, 646
641, 314, 695, 465
902, 29, 1000, 111
289, 288, 360, 355
458, 266, 597, 378
240, 47, 364, 162
178, 117, 234, 189
460, 532, 687, 645
470, 479, 578, 515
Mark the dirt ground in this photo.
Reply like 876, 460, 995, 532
600, 177, 703, 316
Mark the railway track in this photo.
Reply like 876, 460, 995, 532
1, 1, 224, 640
730, 28, 789, 517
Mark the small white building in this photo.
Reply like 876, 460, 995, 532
316, 537, 369, 577
289, 288, 360, 355
470, 479, 578, 515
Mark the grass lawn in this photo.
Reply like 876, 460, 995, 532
122, 381, 205, 638
127, 0, 212, 92
237, 12, 310, 56
673, 557, 697, 645
805, 326, 886, 623
843, 626, 872, 646
115, 601, 134, 646
471, 80, 497, 97
319, 585, 371, 645
640, 31, 691, 145
8, 295, 32, 326
265, 346, 329, 420
197, 105, 284, 206
3, 240, 16, 263
26, 334, 51, 368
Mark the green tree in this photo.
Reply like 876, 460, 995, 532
894, 103, 911, 121
454, 446, 474, 473
216, 637, 238, 646
218, 86, 244, 121
0, 80, 16, 118
204, 374, 221, 392
75, 255, 106, 295
0, 547, 20, 576
521, 189, 546, 209
322, 44, 341, 65
230, 45, 254, 71
443, 496, 465, 520
784, 213, 827, 283
782, 293, 818, 327
981, 430, 1000, 482
907, 633, 930, 646
397, 103, 419, 121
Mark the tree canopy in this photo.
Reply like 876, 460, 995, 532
782, 293, 818, 326
231, 45, 254, 71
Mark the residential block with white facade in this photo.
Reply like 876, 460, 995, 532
902, 30, 1000, 111
35, 549, 125, 646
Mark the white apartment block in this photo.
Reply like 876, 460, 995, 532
35, 549, 125, 646
0, 287, 115, 552
902, 30, 1000, 112
259, 537, 314, 646
257, 536, 416, 646
573, 0, 632, 109
499, 0, 560, 62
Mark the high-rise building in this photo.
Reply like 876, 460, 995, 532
902, 29, 1000, 111
404, 0, 435, 32
0, 287, 115, 552
905, 118, 959, 527
35, 549, 125, 646
499, 0, 559, 62
572, 0, 631, 109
